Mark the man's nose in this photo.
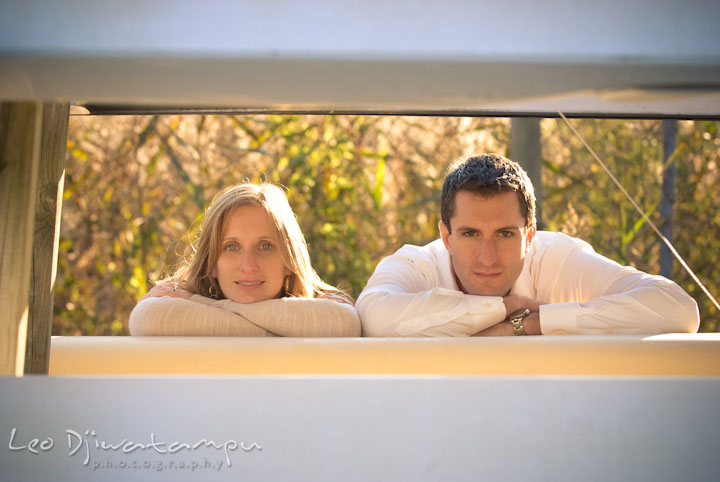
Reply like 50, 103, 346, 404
477, 239, 498, 266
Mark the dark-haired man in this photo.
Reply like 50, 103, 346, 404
357, 154, 699, 336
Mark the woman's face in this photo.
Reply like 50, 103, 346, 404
213, 205, 290, 303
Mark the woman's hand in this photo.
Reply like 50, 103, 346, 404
140, 283, 193, 301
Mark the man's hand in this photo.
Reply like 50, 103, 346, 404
140, 283, 193, 301
504, 295, 542, 335
503, 295, 541, 314
472, 313, 541, 336
520, 312, 541, 335
472, 296, 543, 336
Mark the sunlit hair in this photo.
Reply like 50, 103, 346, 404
172, 183, 350, 302
441, 153, 536, 232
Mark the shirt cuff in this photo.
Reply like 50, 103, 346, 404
539, 302, 579, 335
465, 295, 506, 319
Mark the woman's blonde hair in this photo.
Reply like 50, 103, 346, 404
171, 183, 349, 301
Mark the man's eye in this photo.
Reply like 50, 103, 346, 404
498, 231, 514, 238
462, 231, 477, 237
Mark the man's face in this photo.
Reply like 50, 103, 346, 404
440, 191, 535, 296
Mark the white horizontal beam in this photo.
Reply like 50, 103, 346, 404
2, 0, 719, 58
2, 376, 719, 481
1, 0, 719, 115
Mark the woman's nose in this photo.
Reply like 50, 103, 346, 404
238, 251, 260, 271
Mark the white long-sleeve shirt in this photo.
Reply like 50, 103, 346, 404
356, 231, 699, 336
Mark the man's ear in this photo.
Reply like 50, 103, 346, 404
439, 220, 451, 250
524, 225, 536, 254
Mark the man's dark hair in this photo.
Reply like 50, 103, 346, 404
441, 153, 536, 232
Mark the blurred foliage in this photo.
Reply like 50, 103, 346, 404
55, 115, 719, 335
541, 119, 719, 331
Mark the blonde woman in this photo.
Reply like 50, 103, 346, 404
129, 183, 360, 337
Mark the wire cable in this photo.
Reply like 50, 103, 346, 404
555, 108, 720, 312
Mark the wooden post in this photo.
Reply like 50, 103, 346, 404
0, 102, 42, 376
25, 103, 69, 374
660, 120, 677, 278
511, 118, 543, 228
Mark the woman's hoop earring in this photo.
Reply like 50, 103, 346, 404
283, 275, 291, 295
208, 284, 219, 299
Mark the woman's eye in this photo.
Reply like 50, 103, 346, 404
259, 242, 272, 251
224, 243, 238, 251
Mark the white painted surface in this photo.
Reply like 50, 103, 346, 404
2, 376, 719, 481
1, 0, 719, 114
1, 0, 718, 58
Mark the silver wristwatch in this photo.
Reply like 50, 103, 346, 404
508, 308, 531, 336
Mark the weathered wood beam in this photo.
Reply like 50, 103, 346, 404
0, 102, 42, 376
660, 120, 677, 278
24, 103, 69, 375
510, 117, 544, 229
